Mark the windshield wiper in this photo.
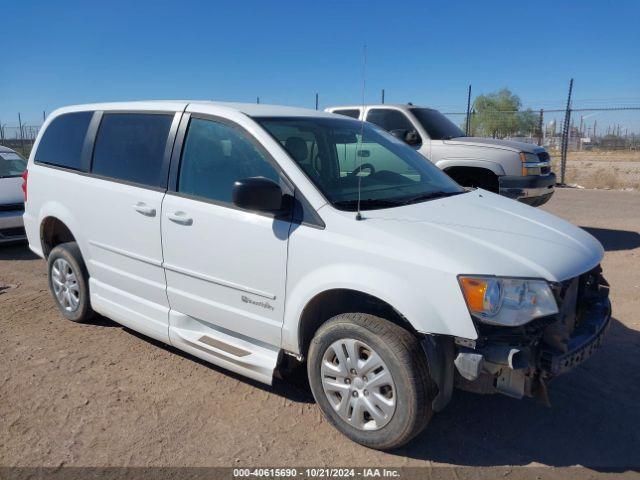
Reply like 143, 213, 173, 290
333, 198, 403, 211
398, 190, 466, 205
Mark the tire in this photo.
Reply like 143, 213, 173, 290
47, 242, 94, 323
307, 313, 435, 450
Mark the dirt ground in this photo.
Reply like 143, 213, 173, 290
1, 188, 639, 475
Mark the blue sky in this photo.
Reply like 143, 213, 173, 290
2, 0, 639, 130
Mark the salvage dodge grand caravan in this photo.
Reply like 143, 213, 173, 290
24, 101, 610, 450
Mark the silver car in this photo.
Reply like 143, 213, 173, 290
0, 145, 27, 243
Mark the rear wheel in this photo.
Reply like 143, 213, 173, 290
47, 242, 94, 322
307, 313, 434, 450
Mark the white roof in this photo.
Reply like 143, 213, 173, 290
326, 104, 440, 112
50, 100, 337, 119
0, 145, 18, 153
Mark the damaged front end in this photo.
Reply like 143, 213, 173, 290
452, 266, 611, 403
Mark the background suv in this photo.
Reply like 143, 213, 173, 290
326, 104, 556, 206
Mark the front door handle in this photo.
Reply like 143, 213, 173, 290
168, 211, 193, 226
133, 202, 156, 217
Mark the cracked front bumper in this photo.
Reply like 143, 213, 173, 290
454, 267, 610, 400
538, 297, 611, 377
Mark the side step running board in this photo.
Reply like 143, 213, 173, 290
168, 311, 280, 385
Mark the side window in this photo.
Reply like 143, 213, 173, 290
178, 118, 279, 204
35, 111, 93, 171
366, 109, 415, 133
92, 113, 173, 188
333, 109, 360, 119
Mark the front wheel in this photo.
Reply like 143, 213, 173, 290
307, 313, 435, 450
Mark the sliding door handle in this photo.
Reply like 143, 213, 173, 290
167, 211, 193, 226
133, 202, 156, 217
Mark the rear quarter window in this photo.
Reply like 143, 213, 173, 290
91, 113, 174, 188
35, 111, 93, 170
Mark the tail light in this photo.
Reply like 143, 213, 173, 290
21, 169, 28, 202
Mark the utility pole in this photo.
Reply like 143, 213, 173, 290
43, 111, 46, 123
465, 84, 472, 135
256, 96, 260, 104
315, 93, 319, 110
560, 78, 573, 184
381, 89, 385, 104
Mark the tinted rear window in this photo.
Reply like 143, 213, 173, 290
91, 113, 173, 188
35, 112, 93, 170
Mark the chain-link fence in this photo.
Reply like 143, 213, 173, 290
2, 103, 639, 188
441, 105, 640, 189
442, 107, 640, 152
0, 124, 40, 158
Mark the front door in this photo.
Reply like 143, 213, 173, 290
161, 115, 291, 349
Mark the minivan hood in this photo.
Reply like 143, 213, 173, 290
444, 136, 544, 153
362, 190, 603, 282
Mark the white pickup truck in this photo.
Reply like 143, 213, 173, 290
326, 104, 556, 206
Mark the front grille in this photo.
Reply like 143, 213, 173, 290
0, 203, 24, 212
537, 152, 551, 175
537, 151, 550, 162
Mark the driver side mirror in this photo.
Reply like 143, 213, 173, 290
233, 177, 289, 214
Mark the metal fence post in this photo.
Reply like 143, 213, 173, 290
18, 113, 25, 156
465, 84, 472, 135
560, 79, 574, 184
537, 109, 544, 146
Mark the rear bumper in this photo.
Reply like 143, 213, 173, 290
499, 173, 556, 206
0, 210, 26, 243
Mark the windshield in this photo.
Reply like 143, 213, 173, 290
257, 117, 464, 211
0, 150, 27, 177
410, 108, 465, 140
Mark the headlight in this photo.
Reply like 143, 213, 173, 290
519, 152, 548, 176
458, 276, 558, 327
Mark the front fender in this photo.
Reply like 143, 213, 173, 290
282, 262, 477, 353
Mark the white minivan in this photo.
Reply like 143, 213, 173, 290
24, 101, 610, 450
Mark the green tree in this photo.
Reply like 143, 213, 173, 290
466, 88, 538, 138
